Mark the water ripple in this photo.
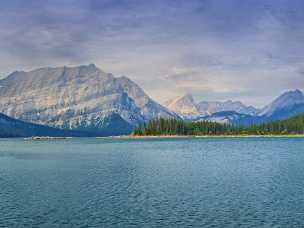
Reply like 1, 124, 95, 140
1, 138, 304, 227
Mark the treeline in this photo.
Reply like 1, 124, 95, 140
133, 113, 304, 136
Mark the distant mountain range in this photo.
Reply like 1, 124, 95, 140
164, 93, 258, 119
0, 64, 303, 136
165, 90, 304, 125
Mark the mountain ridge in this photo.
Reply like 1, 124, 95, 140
0, 64, 303, 134
0, 112, 94, 137
0, 64, 177, 135
164, 93, 259, 118
167, 90, 304, 125
164, 93, 200, 118
258, 90, 304, 117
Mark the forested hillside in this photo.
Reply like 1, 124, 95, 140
133, 113, 304, 136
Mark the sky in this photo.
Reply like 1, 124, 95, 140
0, 0, 304, 107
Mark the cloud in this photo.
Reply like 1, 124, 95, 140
0, 0, 303, 107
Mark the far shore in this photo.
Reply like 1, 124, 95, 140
109, 134, 304, 139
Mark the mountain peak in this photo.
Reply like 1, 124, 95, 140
259, 89, 304, 116
179, 93, 195, 102
165, 93, 199, 117
281, 89, 303, 98
0, 64, 177, 135
165, 94, 259, 118
88, 63, 96, 68
272, 89, 303, 104
197, 99, 258, 116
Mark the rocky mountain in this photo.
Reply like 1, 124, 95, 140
197, 100, 258, 116
197, 111, 266, 126
164, 94, 200, 118
164, 93, 258, 118
199, 90, 304, 125
164, 90, 304, 126
258, 90, 304, 120
0, 64, 176, 135
197, 111, 253, 125
0, 113, 91, 137
0, 64, 302, 134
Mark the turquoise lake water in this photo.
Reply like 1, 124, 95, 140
1, 137, 304, 227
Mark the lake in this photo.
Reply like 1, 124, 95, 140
1, 137, 304, 227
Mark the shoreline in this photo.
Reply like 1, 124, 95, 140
110, 134, 304, 139
111, 135, 194, 139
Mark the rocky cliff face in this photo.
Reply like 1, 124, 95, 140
0, 64, 176, 134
